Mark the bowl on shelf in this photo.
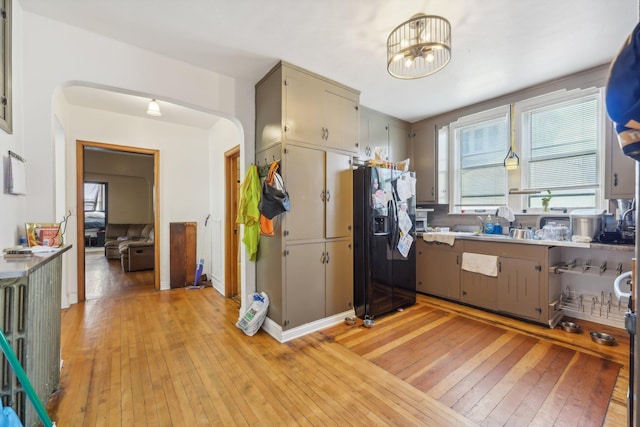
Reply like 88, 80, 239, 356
590, 331, 616, 346
559, 321, 582, 333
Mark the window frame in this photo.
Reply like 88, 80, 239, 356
515, 87, 605, 211
0, 0, 11, 134
449, 105, 510, 213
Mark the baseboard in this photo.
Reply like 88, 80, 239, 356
261, 310, 355, 343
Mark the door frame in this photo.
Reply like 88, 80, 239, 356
76, 140, 161, 301
224, 145, 240, 298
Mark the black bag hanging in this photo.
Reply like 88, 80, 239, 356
259, 162, 290, 219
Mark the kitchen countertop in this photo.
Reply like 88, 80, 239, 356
0, 245, 72, 279
420, 232, 633, 251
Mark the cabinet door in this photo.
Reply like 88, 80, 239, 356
605, 122, 635, 198
324, 90, 359, 153
412, 124, 437, 203
358, 107, 371, 160
388, 122, 411, 163
325, 240, 354, 315
326, 151, 352, 239
284, 145, 325, 240
498, 257, 542, 321
284, 69, 324, 146
417, 240, 460, 300
369, 112, 390, 160
461, 270, 497, 309
285, 243, 326, 329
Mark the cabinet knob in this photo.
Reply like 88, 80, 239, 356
325, 190, 331, 202
613, 172, 618, 187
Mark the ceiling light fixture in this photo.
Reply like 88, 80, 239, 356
146, 99, 161, 116
387, 13, 451, 79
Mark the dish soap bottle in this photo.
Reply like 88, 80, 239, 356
485, 215, 494, 234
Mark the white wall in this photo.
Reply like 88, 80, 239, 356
207, 119, 244, 296
60, 104, 240, 302
0, 4, 24, 246
12, 5, 256, 306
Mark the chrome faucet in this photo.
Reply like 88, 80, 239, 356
477, 216, 485, 233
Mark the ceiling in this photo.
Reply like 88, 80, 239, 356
21, 0, 639, 126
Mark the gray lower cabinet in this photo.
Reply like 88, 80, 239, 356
418, 239, 562, 327
497, 257, 542, 322
284, 240, 353, 329
285, 243, 326, 328
325, 240, 354, 316
416, 239, 461, 300
461, 270, 497, 309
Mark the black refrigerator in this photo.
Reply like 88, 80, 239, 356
353, 166, 417, 320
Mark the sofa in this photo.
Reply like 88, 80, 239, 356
103, 223, 154, 271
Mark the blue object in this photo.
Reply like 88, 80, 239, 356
606, 22, 640, 161
484, 215, 494, 234
0, 406, 22, 427
493, 224, 503, 235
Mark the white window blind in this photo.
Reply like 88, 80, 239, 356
522, 91, 601, 208
452, 107, 508, 208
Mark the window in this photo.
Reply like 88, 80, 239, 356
448, 88, 604, 213
451, 106, 509, 211
84, 182, 106, 212
519, 88, 602, 209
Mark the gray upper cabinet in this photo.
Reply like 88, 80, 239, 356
605, 120, 635, 199
255, 61, 359, 153
358, 106, 411, 164
411, 122, 437, 203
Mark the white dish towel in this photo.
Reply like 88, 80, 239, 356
462, 252, 498, 277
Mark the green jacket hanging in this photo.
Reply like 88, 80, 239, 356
236, 164, 261, 261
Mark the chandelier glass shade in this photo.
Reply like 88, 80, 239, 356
387, 13, 451, 79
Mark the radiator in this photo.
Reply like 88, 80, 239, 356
0, 255, 62, 426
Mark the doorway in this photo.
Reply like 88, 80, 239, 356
225, 146, 241, 302
76, 140, 160, 301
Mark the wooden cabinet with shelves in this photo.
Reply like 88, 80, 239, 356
416, 239, 461, 300
169, 222, 197, 288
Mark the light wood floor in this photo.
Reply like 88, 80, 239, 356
84, 248, 155, 299
48, 256, 629, 426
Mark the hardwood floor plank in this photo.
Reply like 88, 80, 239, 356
501, 345, 575, 426
465, 340, 553, 423
448, 334, 538, 414
426, 330, 517, 400
407, 322, 505, 387
484, 344, 574, 426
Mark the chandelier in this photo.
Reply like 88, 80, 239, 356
387, 13, 452, 79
